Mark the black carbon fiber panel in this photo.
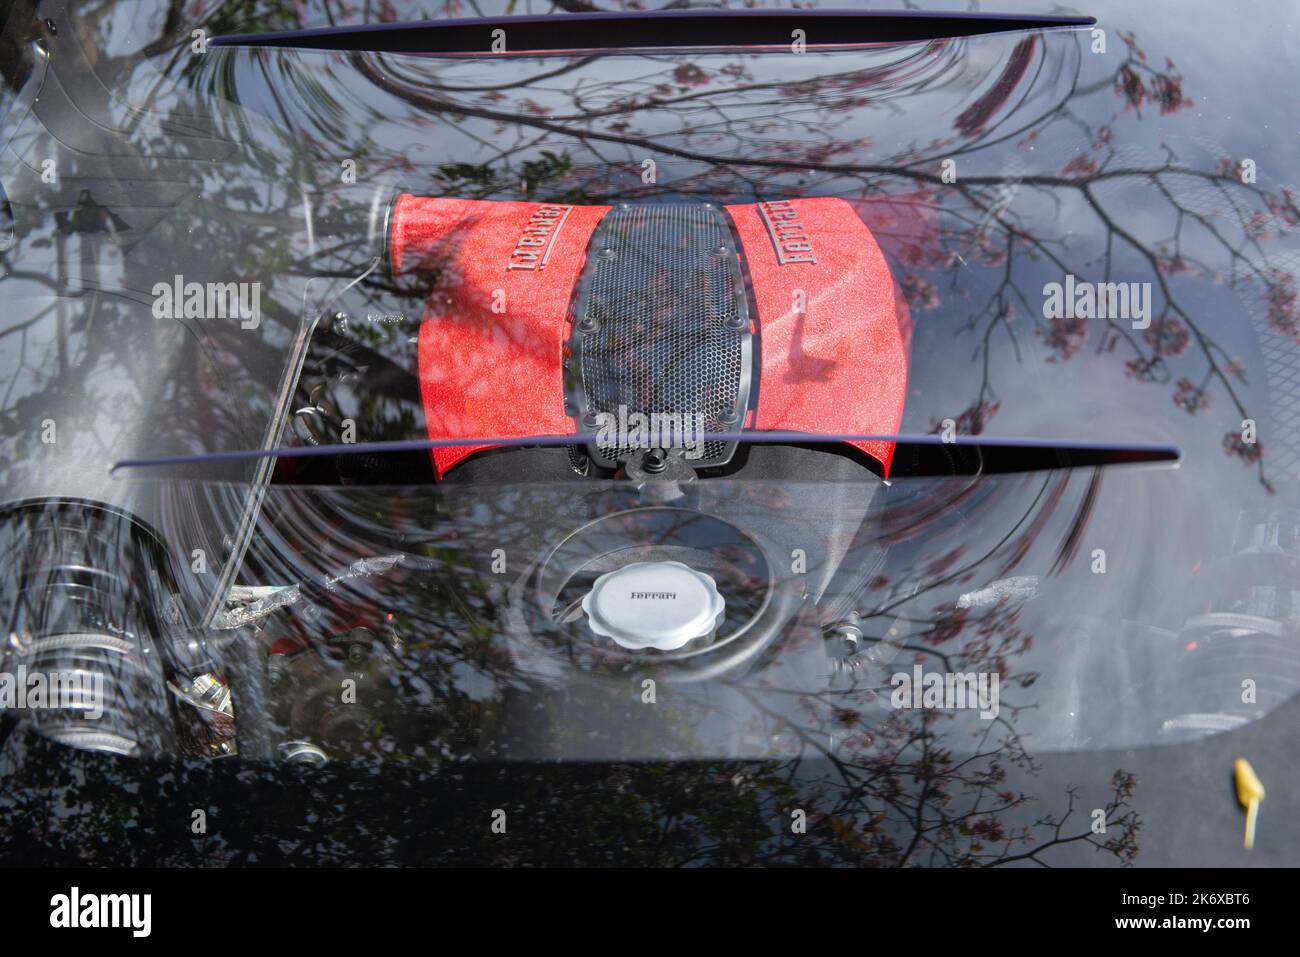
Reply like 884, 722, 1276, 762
567, 203, 751, 469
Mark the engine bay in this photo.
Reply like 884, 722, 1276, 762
3, 8, 1297, 781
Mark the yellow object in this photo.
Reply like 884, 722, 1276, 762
1234, 759, 1265, 850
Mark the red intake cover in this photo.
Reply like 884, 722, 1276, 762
391, 195, 609, 476
724, 198, 909, 472
393, 194, 909, 477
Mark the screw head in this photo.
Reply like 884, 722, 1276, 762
643, 448, 668, 474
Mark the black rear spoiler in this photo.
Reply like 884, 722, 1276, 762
208, 9, 1096, 56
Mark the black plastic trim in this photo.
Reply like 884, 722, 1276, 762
210, 10, 1096, 56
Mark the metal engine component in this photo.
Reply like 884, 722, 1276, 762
624, 448, 699, 506
168, 671, 237, 756
0, 500, 179, 755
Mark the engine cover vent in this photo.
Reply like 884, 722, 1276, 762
566, 203, 752, 469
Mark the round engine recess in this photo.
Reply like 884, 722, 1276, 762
516, 507, 795, 681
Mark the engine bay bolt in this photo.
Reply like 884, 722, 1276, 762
724, 313, 746, 331
280, 741, 328, 767
643, 448, 668, 473
578, 315, 598, 334
581, 411, 600, 430
348, 643, 366, 664
825, 616, 864, 655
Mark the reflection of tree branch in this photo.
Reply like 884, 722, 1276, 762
988, 773, 1141, 867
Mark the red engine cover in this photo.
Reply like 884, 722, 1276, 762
391, 195, 609, 476
391, 194, 910, 477
724, 198, 909, 472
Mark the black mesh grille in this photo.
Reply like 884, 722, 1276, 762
572, 204, 749, 467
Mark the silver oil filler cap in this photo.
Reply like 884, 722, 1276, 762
581, 561, 726, 651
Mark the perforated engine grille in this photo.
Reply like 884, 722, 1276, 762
569, 203, 751, 468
